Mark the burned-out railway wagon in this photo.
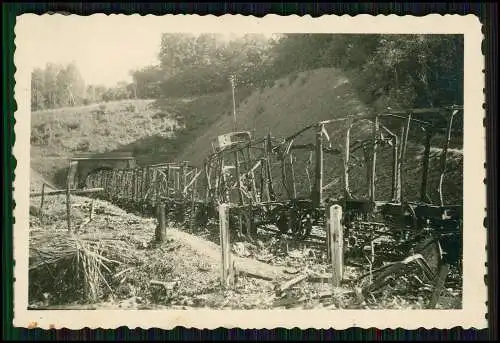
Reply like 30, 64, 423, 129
85, 105, 463, 272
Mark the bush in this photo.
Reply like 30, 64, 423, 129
161, 66, 229, 97
66, 122, 80, 130
125, 103, 136, 113
76, 140, 90, 152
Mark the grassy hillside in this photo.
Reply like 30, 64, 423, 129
30, 99, 178, 186
30, 68, 463, 205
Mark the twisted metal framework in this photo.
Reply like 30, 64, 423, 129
85, 106, 463, 269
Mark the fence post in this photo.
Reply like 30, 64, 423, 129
66, 160, 78, 232
327, 204, 344, 286
218, 203, 234, 288
39, 183, 46, 223
66, 176, 72, 232
155, 203, 167, 242
89, 199, 95, 221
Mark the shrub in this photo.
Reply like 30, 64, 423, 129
125, 103, 136, 113
66, 122, 80, 130
76, 140, 90, 152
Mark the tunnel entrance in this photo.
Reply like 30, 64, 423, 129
82, 167, 114, 189
67, 152, 137, 189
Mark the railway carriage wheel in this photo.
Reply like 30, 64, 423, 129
402, 202, 418, 229
269, 207, 290, 235
291, 209, 314, 240
397, 202, 418, 241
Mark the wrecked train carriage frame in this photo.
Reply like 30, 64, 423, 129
272, 106, 463, 267
196, 131, 287, 235
199, 106, 464, 245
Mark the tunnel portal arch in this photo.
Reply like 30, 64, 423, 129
67, 152, 136, 189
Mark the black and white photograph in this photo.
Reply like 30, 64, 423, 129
13, 14, 486, 330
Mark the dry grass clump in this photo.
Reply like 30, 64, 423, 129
29, 230, 138, 305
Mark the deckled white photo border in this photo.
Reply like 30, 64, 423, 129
12, 13, 487, 330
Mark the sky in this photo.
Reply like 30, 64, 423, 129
17, 15, 276, 87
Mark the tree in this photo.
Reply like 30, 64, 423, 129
31, 62, 87, 110
42, 63, 63, 108
130, 65, 163, 99
31, 68, 46, 110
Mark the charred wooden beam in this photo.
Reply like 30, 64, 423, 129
344, 117, 352, 199
399, 114, 412, 203
438, 110, 458, 206
420, 129, 433, 203
370, 116, 379, 202
312, 124, 324, 207
234, 150, 245, 206
290, 153, 297, 198
266, 134, 276, 201
392, 135, 400, 202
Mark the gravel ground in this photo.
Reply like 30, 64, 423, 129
28, 194, 462, 310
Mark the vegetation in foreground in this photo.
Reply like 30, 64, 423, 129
29, 193, 462, 310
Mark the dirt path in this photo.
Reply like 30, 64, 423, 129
168, 228, 287, 280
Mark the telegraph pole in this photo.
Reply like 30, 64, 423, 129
230, 75, 237, 131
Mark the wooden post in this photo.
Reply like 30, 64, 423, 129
428, 263, 450, 309
155, 203, 167, 242
30, 188, 104, 197
438, 110, 457, 206
190, 173, 198, 229
312, 125, 324, 207
264, 133, 276, 201
152, 169, 158, 206
399, 114, 412, 203
234, 150, 245, 206
39, 183, 46, 221
132, 169, 137, 201
420, 129, 432, 202
119, 170, 125, 198
166, 166, 171, 197
343, 118, 352, 198
364, 145, 372, 199
182, 162, 188, 195
260, 158, 270, 202
327, 205, 344, 286
89, 199, 94, 221
66, 161, 77, 232
392, 136, 400, 202
113, 170, 119, 199
66, 176, 72, 232
370, 116, 379, 202
289, 153, 297, 199
204, 161, 211, 202
218, 203, 234, 288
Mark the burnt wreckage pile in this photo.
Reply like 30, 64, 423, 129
85, 106, 463, 277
